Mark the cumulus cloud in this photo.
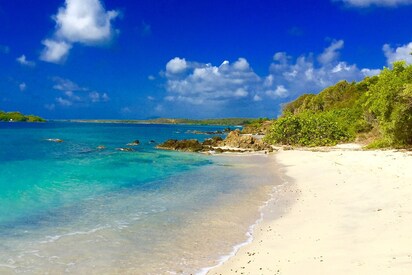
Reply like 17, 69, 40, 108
158, 40, 382, 117
56, 97, 73, 106
89, 91, 109, 102
318, 40, 344, 65
53, 77, 86, 92
164, 57, 260, 105
266, 85, 289, 99
51, 77, 109, 107
335, 0, 412, 7
264, 40, 380, 98
166, 57, 188, 75
16, 55, 35, 67
383, 42, 412, 64
40, 40, 72, 63
40, 0, 118, 63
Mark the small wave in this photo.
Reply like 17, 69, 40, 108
40, 225, 110, 244
197, 177, 290, 275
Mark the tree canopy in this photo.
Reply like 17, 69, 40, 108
265, 61, 412, 147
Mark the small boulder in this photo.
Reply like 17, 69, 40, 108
117, 147, 135, 152
46, 138, 64, 143
127, 140, 140, 146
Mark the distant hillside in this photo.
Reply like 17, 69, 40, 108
66, 118, 259, 126
265, 61, 412, 148
0, 111, 45, 122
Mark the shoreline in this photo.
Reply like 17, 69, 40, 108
208, 148, 412, 274
195, 152, 295, 275
197, 157, 294, 275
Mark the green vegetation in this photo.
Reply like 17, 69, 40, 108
265, 61, 412, 148
0, 110, 45, 122
241, 117, 272, 135
265, 111, 353, 146
145, 117, 255, 126
365, 61, 412, 146
67, 117, 259, 126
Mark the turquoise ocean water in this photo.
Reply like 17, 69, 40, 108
0, 122, 279, 274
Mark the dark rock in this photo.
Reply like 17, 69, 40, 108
202, 136, 223, 146
214, 148, 224, 154
127, 140, 140, 146
157, 139, 204, 152
149, 140, 156, 144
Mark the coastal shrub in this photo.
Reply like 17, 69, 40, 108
265, 111, 353, 146
241, 118, 272, 134
268, 60, 412, 148
365, 61, 412, 146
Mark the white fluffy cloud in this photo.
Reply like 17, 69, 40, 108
318, 40, 344, 65
335, 0, 412, 7
53, 77, 86, 92
164, 57, 260, 105
262, 40, 379, 99
166, 57, 188, 75
16, 55, 35, 67
89, 91, 109, 102
159, 40, 382, 117
266, 85, 289, 99
40, 0, 118, 63
383, 42, 412, 64
40, 40, 72, 63
50, 77, 109, 107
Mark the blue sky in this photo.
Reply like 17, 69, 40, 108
0, 0, 411, 119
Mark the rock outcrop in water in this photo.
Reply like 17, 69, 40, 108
127, 140, 140, 146
156, 139, 204, 152
157, 130, 273, 153
45, 138, 64, 143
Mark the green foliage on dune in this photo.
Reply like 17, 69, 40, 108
265, 61, 412, 147
0, 110, 45, 122
365, 61, 412, 146
265, 111, 353, 146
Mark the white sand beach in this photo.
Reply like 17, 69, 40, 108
209, 149, 412, 274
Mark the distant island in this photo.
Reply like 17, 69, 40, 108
0, 110, 45, 122
62, 117, 265, 126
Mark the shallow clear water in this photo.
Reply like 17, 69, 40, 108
0, 122, 280, 274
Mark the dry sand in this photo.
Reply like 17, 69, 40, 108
208, 149, 412, 275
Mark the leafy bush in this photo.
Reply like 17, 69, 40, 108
265, 111, 353, 146
365, 61, 412, 146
